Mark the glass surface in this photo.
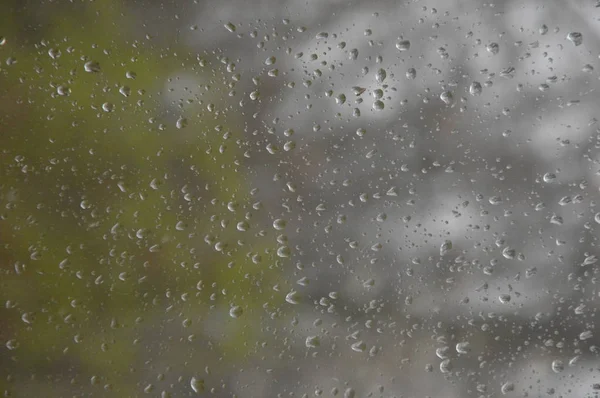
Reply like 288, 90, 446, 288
1, 0, 599, 396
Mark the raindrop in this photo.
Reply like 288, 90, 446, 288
190, 377, 204, 394
306, 336, 320, 348
84, 61, 101, 73
273, 219, 287, 230
351, 341, 366, 352
500, 382, 514, 395
176, 117, 188, 129
502, 247, 516, 259
469, 82, 482, 96
567, 32, 583, 46
440, 91, 453, 105
543, 172, 556, 183
372, 100, 385, 111
439, 359, 452, 373
499, 294, 511, 304
229, 306, 243, 318
285, 291, 301, 304
486, 42, 499, 54
456, 342, 470, 354
375, 68, 387, 84
224, 22, 236, 32
551, 359, 564, 373
396, 40, 411, 51
440, 240, 452, 256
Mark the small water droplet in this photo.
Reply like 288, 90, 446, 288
500, 382, 514, 395
551, 359, 564, 373
84, 61, 101, 73
224, 22, 236, 32
375, 68, 386, 83
176, 117, 188, 129
273, 219, 287, 230
229, 306, 243, 318
567, 32, 583, 46
285, 290, 301, 305
351, 340, 366, 352
486, 42, 500, 54
190, 377, 204, 394
396, 40, 411, 51
306, 336, 320, 348
440, 240, 452, 256
469, 81, 482, 96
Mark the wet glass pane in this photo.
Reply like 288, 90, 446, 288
1, 0, 599, 396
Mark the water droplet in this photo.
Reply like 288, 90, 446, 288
469, 81, 482, 96
440, 91, 453, 105
502, 247, 516, 259
224, 22, 236, 32
579, 330, 593, 340
5, 339, 18, 350
344, 388, 356, 398
229, 306, 243, 318
352, 86, 366, 96
236, 221, 249, 231
500, 382, 514, 395
375, 68, 387, 83
439, 359, 452, 373
489, 196, 502, 205
57, 85, 71, 96
551, 359, 564, 373
567, 32, 583, 46
119, 86, 131, 97
406, 68, 417, 79
305, 336, 320, 348
486, 42, 500, 54
48, 48, 61, 59
499, 294, 511, 304
440, 240, 452, 256
456, 342, 470, 354
273, 219, 287, 230
396, 40, 411, 51
335, 93, 346, 105
176, 117, 188, 129
436, 346, 450, 359
190, 377, 204, 394
351, 340, 366, 352
84, 61, 101, 73
285, 291, 301, 305
277, 245, 290, 257
102, 102, 114, 112
372, 100, 384, 111
543, 172, 556, 183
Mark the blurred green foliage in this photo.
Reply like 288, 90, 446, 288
0, 0, 280, 396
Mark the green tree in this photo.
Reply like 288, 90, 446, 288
0, 1, 280, 396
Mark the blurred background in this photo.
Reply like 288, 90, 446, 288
2, 0, 600, 396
